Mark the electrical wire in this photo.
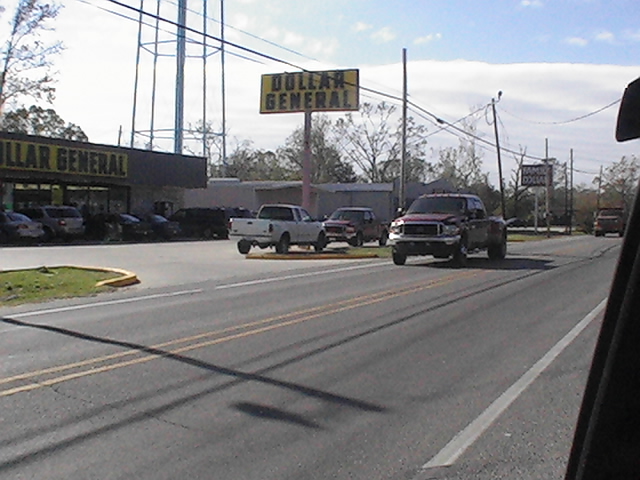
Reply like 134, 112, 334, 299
499, 98, 621, 125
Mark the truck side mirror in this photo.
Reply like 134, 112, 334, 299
616, 76, 640, 142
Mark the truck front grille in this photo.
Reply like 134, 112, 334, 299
403, 223, 440, 236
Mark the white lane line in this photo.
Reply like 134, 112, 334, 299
422, 297, 608, 470
5, 289, 204, 319
214, 262, 385, 289
3, 262, 387, 319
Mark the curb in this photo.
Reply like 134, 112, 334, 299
245, 251, 380, 260
67, 265, 140, 287
88, 266, 140, 287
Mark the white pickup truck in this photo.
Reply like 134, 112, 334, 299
229, 204, 327, 254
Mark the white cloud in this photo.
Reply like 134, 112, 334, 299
353, 21, 372, 33
623, 29, 640, 42
371, 27, 396, 43
520, 0, 544, 7
414, 33, 442, 45
566, 37, 589, 47
282, 31, 305, 47
595, 30, 615, 44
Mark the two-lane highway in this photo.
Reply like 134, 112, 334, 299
0, 236, 621, 479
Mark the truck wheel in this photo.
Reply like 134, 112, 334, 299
275, 234, 290, 254
378, 230, 388, 247
237, 239, 251, 254
392, 249, 407, 265
451, 238, 468, 267
488, 234, 507, 260
314, 232, 327, 252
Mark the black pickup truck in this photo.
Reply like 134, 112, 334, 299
388, 193, 507, 266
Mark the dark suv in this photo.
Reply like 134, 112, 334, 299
169, 207, 229, 239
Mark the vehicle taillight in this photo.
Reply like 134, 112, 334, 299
58, 219, 67, 226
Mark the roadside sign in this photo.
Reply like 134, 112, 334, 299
521, 164, 552, 187
260, 69, 359, 114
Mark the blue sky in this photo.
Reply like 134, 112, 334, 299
223, 0, 640, 66
2, 0, 640, 186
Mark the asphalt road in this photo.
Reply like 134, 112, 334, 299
0, 236, 622, 479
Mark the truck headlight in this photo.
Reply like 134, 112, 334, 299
389, 222, 403, 234
442, 224, 460, 236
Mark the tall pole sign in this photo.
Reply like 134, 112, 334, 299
260, 69, 360, 210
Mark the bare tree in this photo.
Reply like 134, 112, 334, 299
506, 146, 534, 219
0, 0, 63, 111
333, 102, 430, 183
431, 117, 487, 190
598, 155, 640, 211
277, 114, 357, 184
0, 105, 87, 140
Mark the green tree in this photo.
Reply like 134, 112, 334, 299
277, 114, 357, 184
334, 102, 430, 183
0, 105, 87, 140
0, 0, 63, 110
213, 140, 295, 181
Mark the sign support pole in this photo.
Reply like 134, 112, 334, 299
302, 110, 312, 211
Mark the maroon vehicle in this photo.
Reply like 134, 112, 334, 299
388, 193, 507, 266
323, 207, 388, 247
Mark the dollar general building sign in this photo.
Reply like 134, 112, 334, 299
260, 69, 359, 114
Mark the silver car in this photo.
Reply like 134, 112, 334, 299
18, 206, 85, 241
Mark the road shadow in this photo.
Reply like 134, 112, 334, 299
232, 402, 323, 430
406, 256, 554, 271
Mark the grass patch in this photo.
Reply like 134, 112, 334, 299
0, 267, 118, 306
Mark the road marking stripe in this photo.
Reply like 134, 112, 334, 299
7, 289, 204, 318
422, 297, 608, 470
214, 262, 386, 289
0, 270, 482, 397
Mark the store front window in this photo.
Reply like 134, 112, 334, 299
9, 183, 129, 215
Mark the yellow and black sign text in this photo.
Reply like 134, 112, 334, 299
260, 69, 359, 114
0, 140, 128, 178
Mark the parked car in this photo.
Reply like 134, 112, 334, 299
86, 213, 153, 241
142, 214, 182, 240
169, 207, 229, 239
0, 211, 45, 244
18, 205, 85, 241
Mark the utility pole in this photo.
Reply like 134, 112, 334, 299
564, 162, 568, 233
399, 48, 408, 212
569, 149, 574, 235
597, 165, 603, 210
491, 91, 506, 218
544, 138, 551, 238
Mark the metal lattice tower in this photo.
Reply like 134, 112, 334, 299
129, 0, 226, 169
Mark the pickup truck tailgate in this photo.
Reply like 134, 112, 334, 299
229, 218, 271, 238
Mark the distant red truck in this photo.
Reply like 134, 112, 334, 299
323, 207, 389, 247
594, 207, 627, 237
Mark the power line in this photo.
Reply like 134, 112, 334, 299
498, 98, 621, 125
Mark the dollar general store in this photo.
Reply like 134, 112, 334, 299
0, 132, 207, 217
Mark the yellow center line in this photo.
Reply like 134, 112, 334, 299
1, 270, 483, 397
